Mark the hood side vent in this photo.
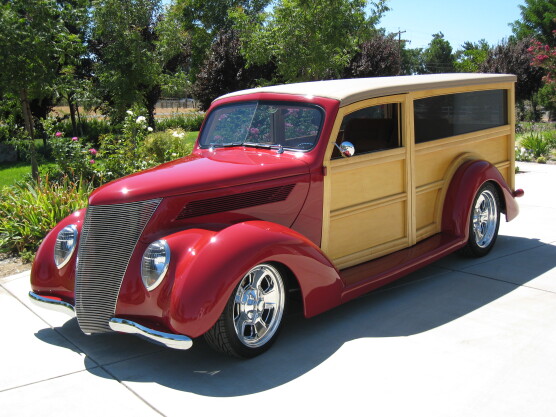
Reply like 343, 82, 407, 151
177, 184, 296, 220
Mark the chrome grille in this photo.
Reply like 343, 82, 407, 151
75, 199, 161, 334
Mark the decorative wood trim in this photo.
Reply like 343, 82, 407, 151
333, 237, 409, 270
331, 193, 407, 220
415, 125, 512, 155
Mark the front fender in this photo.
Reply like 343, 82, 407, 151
166, 221, 342, 338
442, 160, 520, 240
30, 209, 86, 301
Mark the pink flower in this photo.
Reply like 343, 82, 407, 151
71, 136, 79, 141
89, 159, 95, 164
89, 148, 98, 156
55, 132, 63, 137
249, 128, 260, 135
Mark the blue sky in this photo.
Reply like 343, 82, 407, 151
377, 0, 524, 49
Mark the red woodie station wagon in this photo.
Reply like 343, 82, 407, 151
30, 74, 523, 358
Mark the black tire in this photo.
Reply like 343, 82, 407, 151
460, 182, 501, 257
204, 263, 287, 358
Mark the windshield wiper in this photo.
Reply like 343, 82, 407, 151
243, 143, 284, 154
209, 142, 243, 148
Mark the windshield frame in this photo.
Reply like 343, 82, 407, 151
198, 100, 325, 152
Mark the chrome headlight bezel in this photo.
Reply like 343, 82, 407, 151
141, 239, 170, 291
54, 224, 78, 269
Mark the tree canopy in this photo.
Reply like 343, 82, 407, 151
511, 0, 556, 47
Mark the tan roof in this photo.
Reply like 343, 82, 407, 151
216, 73, 517, 107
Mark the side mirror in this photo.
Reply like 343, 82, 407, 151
335, 141, 355, 158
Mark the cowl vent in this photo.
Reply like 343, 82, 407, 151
176, 184, 296, 220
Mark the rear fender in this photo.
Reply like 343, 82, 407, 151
166, 221, 342, 338
442, 160, 519, 240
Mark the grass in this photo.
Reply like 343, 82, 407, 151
0, 162, 31, 188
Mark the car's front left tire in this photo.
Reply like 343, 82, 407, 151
204, 263, 287, 358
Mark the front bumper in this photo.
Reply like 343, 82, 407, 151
29, 291, 193, 350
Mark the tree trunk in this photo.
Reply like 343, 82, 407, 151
19, 89, 39, 181
68, 93, 78, 136
145, 85, 161, 129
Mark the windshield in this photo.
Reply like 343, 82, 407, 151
199, 101, 324, 151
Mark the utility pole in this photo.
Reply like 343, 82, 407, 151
394, 28, 407, 75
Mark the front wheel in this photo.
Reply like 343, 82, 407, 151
204, 263, 287, 358
460, 183, 500, 257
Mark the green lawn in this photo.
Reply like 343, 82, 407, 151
0, 162, 33, 188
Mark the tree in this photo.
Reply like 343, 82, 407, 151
191, 30, 275, 110
232, 0, 389, 82
175, 0, 271, 81
422, 32, 456, 73
345, 33, 401, 78
479, 38, 544, 103
0, 0, 83, 179
401, 47, 425, 75
511, 0, 556, 47
90, 0, 187, 126
454, 40, 490, 73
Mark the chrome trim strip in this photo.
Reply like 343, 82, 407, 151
28, 291, 76, 317
109, 318, 193, 350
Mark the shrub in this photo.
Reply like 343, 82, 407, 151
520, 131, 553, 158
55, 118, 115, 147
94, 109, 155, 182
141, 129, 194, 163
155, 112, 204, 132
0, 176, 92, 260
50, 133, 98, 182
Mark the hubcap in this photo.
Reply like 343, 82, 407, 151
472, 189, 498, 248
233, 264, 285, 348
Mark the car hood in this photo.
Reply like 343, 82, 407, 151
88, 149, 311, 206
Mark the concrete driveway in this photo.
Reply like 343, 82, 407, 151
1, 161, 555, 417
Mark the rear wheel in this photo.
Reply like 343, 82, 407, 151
460, 183, 500, 257
204, 263, 287, 358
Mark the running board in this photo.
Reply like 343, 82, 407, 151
340, 233, 464, 303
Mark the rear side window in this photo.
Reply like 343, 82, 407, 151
414, 89, 508, 143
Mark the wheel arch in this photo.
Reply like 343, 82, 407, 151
166, 221, 342, 338
441, 159, 519, 241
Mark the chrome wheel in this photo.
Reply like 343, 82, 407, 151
232, 264, 285, 348
472, 189, 498, 248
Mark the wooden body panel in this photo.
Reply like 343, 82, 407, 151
322, 82, 516, 272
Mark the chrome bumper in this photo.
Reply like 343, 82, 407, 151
29, 291, 76, 317
29, 291, 193, 350
109, 318, 193, 350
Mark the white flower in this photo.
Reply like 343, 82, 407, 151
171, 153, 177, 157
178, 133, 185, 138
172, 131, 179, 137
136, 116, 146, 124
147, 126, 153, 132
126, 110, 134, 115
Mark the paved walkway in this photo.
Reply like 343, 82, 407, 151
1, 162, 555, 416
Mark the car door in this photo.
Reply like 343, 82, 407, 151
321, 95, 415, 270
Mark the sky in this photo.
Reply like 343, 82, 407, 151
378, 0, 524, 50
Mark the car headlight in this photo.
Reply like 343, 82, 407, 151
141, 240, 170, 291
54, 224, 78, 269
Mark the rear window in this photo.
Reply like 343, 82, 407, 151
414, 90, 508, 143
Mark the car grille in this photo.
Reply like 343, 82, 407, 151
75, 199, 161, 334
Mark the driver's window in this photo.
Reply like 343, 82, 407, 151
332, 103, 401, 159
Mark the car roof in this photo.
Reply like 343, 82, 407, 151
216, 73, 517, 107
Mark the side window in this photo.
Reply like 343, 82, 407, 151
414, 89, 508, 143
332, 103, 401, 159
